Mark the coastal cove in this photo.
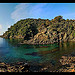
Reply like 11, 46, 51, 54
0, 37, 75, 72
0, 3, 75, 72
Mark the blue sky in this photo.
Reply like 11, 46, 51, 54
0, 3, 75, 35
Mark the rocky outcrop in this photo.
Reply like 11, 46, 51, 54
20, 31, 75, 45
0, 62, 30, 72
56, 54, 75, 72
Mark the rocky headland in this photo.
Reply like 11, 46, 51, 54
2, 16, 75, 45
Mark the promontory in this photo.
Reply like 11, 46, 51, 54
2, 16, 75, 44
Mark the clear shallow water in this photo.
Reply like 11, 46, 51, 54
0, 37, 75, 69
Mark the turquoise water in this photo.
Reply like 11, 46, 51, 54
0, 37, 75, 68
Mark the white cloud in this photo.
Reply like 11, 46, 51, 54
0, 25, 3, 35
11, 3, 47, 22
7, 25, 10, 29
0, 25, 2, 29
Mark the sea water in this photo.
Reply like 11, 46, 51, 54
0, 37, 75, 70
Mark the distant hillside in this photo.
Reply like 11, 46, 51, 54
3, 16, 75, 44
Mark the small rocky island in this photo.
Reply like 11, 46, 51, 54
2, 16, 75, 44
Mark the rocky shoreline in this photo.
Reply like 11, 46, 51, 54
0, 62, 31, 72
55, 53, 75, 72
0, 53, 75, 72
0, 61, 59, 72
0, 61, 53, 72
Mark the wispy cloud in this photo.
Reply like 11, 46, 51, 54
0, 25, 2, 29
0, 25, 3, 35
11, 3, 47, 22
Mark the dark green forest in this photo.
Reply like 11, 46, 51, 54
3, 16, 75, 44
